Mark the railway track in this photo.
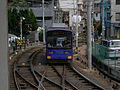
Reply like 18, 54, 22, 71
13, 48, 40, 90
12, 47, 105, 90
34, 63, 105, 90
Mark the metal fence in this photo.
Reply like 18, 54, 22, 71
92, 42, 120, 81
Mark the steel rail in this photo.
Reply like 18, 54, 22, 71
30, 50, 46, 90
15, 69, 38, 88
71, 65, 105, 90
13, 62, 20, 90
13, 49, 40, 90
34, 70, 69, 90
51, 65, 79, 90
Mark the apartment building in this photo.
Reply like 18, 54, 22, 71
101, 0, 111, 39
111, 0, 120, 38
94, 0, 101, 22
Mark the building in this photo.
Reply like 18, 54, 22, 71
94, 0, 101, 22
101, 0, 120, 39
101, 0, 111, 39
59, 0, 77, 28
111, 0, 120, 38
8, 0, 55, 28
27, 0, 54, 28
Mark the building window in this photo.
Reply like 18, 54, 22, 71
116, 13, 120, 21
96, 13, 98, 17
116, 0, 120, 5
94, 3, 100, 8
107, 13, 110, 20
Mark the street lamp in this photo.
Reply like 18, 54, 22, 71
20, 17, 25, 40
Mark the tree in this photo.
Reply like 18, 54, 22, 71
19, 9, 38, 37
97, 24, 102, 36
8, 0, 38, 37
8, 9, 20, 36
12, 0, 29, 8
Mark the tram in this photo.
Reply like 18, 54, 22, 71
46, 29, 73, 63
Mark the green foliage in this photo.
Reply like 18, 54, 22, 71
12, 0, 29, 8
8, 9, 20, 36
8, 0, 38, 37
97, 24, 102, 36
8, 8, 38, 37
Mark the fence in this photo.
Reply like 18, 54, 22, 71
92, 42, 120, 81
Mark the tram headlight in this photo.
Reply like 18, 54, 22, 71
47, 56, 52, 59
49, 51, 54, 54
67, 56, 72, 59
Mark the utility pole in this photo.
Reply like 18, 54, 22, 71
102, 0, 105, 39
0, 0, 9, 90
52, 0, 55, 23
73, 0, 79, 48
87, 1, 92, 70
76, 11, 79, 48
92, 1, 94, 42
42, 0, 45, 43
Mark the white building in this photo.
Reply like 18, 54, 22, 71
59, 0, 77, 27
59, 0, 83, 27
111, 0, 120, 38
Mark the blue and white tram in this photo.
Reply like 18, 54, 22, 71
46, 29, 73, 63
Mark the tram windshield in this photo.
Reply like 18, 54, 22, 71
47, 31, 72, 49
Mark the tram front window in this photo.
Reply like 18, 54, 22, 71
47, 32, 72, 49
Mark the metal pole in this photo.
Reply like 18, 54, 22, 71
87, 1, 92, 70
75, 0, 78, 48
92, 1, 94, 42
20, 18, 22, 40
76, 16, 78, 48
0, 0, 9, 90
52, 0, 54, 23
42, 0, 45, 43
102, 0, 105, 39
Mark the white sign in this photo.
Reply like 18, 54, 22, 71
37, 27, 43, 32
72, 15, 81, 23
59, 0, 77, 9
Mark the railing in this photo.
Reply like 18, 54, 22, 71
92, 42, 120, 81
